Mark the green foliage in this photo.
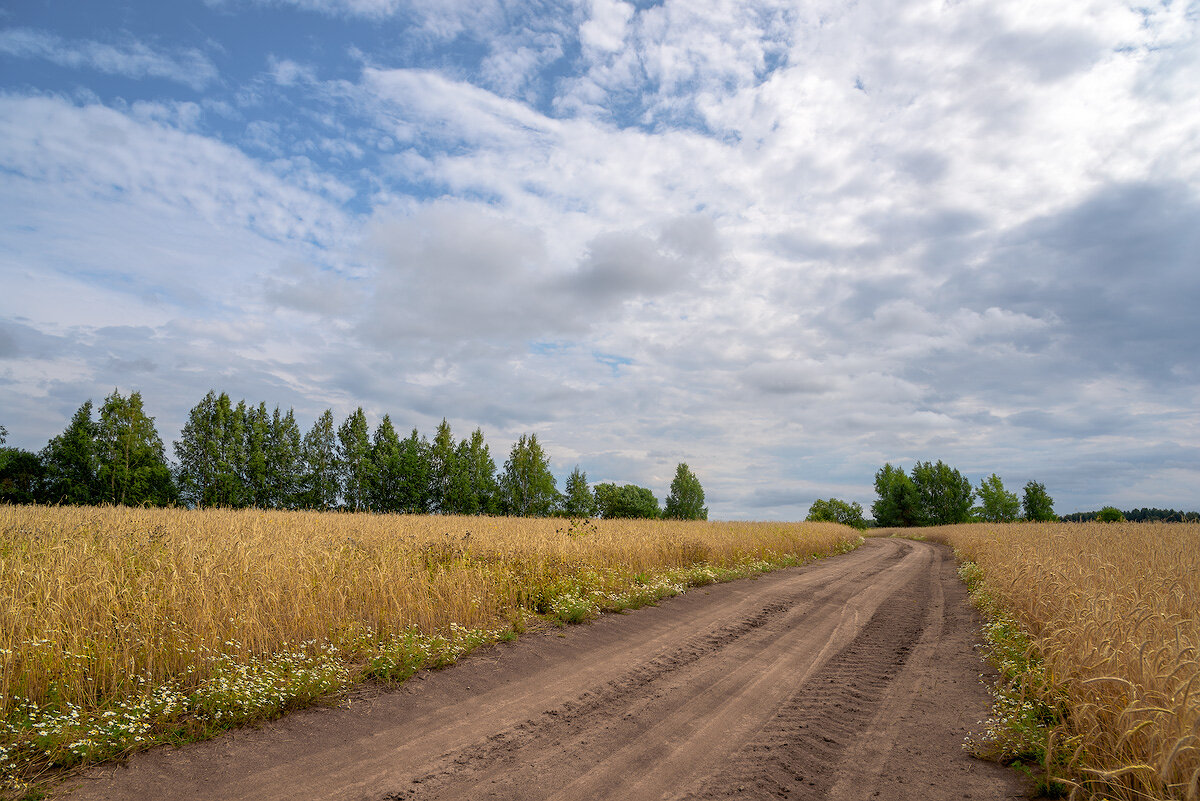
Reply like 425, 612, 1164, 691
910, 460, 974, 525
593, 482, 660, 519
562, 466, 596, 517
40, 401, 100, 505
976, 473, 1021, 523
367, 415, 401, 512
0, 448, 46, 504
397, 428, 433, 513
265, 406, 303, 509
95, 390, 175, 507
241, 402, 271, 507
337, 408, 373, 512
1095, 506, 1125, 523
500, 433, 560, 516
300, 410, 339, 510
457, 428, 500, 514
806, 497, 868, 529
428, 419, 458, 514
663, 462, 708, 520
1061, 507, 1200, 523
174, 391, 244, 508
871, 463, 923, 527
1022, 481, 1056, 521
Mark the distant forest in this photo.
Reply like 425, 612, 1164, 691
1061, 508, 1200, 523
0, 389, 708, 520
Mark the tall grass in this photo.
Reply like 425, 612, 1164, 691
924, 522, 1200, 801
0, 505, 858, 795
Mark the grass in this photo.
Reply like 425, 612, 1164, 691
0, 505, 861, 797
912, 522, 1200, 801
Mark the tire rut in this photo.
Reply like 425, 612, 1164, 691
381, 543, 927, 801
677, 565, 932, 799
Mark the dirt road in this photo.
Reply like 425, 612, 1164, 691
62, 538, 1029, 800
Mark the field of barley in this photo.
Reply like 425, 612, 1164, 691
0, 505, 859, 795
922, 522, 1200, 801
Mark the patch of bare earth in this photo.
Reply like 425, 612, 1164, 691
60, 539, 1030, 800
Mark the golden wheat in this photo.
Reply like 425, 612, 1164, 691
0, 504, 856, 792
923, 522, 1200, 801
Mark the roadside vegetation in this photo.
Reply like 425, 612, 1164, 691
0, 505, 860, 796
918, 521, 1199, 801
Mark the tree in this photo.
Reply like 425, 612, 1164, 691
0, 447, 45, 504
368, 415, 403, 512
1022, 481, 1056, 521
241, 402, 272, 508
500, 433, 560, 516
41, 400, 101, 505
871, 463, 923, 527
562, 466, 596, 517
976, 473, 1020, 523
0, 423, 6, 444
396, 427, 433, 513
337, 407, 373, 512
1096, 506, 1125, 522
265, 406, 303, 509
95, 389, 175, 506
806, 498, 868, 529
300, 409, 339, 510
593, 482, 660, 519
663, 462, 708, 520
428, 419, 459, 513
910, 460, 974, 525
174, 391, 246, 508
456, 428, 499, 515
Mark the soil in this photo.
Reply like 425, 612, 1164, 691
60, 538, 1031, 800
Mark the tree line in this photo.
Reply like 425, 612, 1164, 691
0, 389, 708, 519
1061, 508, 1200, 523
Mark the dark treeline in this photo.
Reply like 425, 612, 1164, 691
0, 389, 708, 519
1061, 508, 1200, 523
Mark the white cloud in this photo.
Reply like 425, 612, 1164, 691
0, 28, 218, 90
580, 0, 634, 55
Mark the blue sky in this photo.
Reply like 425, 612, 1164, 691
2, 0, 1198, 518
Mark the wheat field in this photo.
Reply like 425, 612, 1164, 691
0, 504, 857, 793
925, 522, 1200, 801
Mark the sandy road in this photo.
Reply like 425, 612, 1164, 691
63, 538, 1029, 800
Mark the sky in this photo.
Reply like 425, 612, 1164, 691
1, 0, 1198, 519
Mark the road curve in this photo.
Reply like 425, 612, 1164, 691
62, 538, 1029, 801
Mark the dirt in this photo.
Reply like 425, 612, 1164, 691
60, 538, 1031, 800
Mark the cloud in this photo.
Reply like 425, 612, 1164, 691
3, 0, 1199, 516
0, 28, 218, 90
580, 0, 634, 55
942, 181, 1200, 383
0, 94, 351, 249
345, 201, 720, 355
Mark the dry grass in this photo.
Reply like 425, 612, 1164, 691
0, 505, 857, 794
922, 522, 1200, 801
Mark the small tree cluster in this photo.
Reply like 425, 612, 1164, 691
870, 461, 1056, 526
806, 498, 868, 529
4, 391, 176, 507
